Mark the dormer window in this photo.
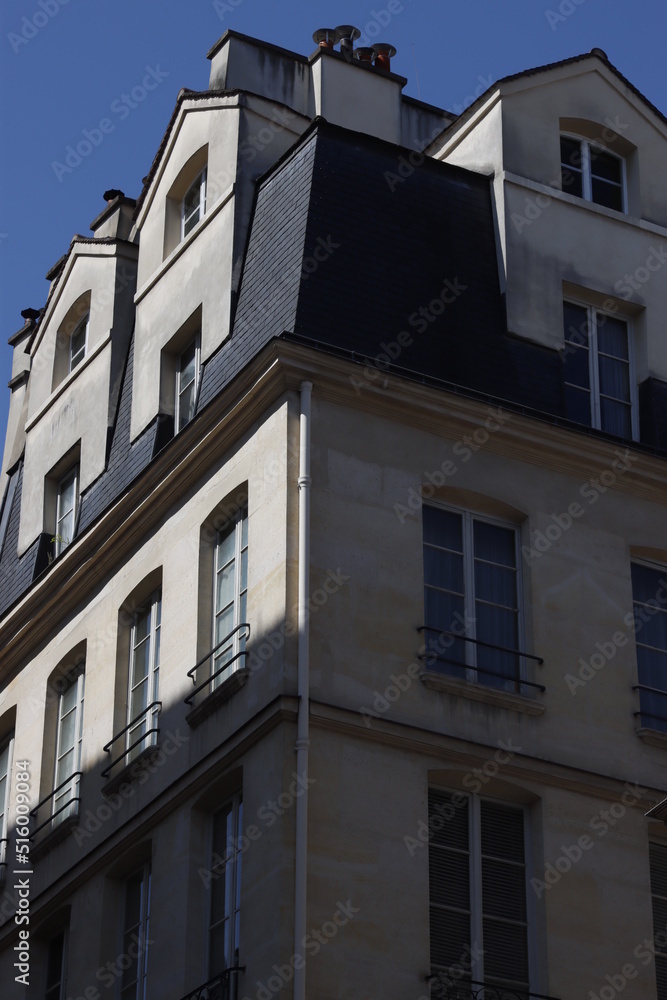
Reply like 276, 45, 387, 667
55, 465, 79, 556
68, 313, 88, 372
560, 135, 625, 212
175, 335, 201, 432
181, 168, 207, 240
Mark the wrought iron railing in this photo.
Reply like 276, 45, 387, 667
185, 624, 251, 706
30, 772, 82, 841
101, 702, 162, 779
417, 626, 545, 694
427, 976, 559, 1000
180, 967, 244, 1000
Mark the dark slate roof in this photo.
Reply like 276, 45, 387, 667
0, 463, 41, 615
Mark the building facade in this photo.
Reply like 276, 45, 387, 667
0, 26, 666, 1000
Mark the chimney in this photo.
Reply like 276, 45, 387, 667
312, 28, 339, 50
372, 43, 397, 73
335, 24, 360, 60
90, 189, 136, 240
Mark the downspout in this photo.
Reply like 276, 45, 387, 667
294, 380, 312, 1000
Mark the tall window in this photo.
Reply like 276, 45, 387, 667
44, 929, 67, 1000
55, 465, 79, 556
0, 735, 13, 870
121, 864, 151, 1000
127, 592, 161, 763
212, 513, 248, 687
175, 336, 200, 432
182, 168, 207, 239
423, 505, 522, 691
650, 842, 667, 1000
560, 135, 625, 212
563, 302, 637, 439
68, 313, 88, 372
53, 670, 84, 827
209, 795, 243, 976
428, 789, 530, 992
632, 562, 667, 733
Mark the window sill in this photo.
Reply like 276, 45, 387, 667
635, 727, 667, 750
420, 670, 546, 716
186, 667, 250, 728
30, 813, 80, 860
102, 743, 163, 797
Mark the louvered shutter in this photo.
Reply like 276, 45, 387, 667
428, 789, 471, 975
650, 842, 667, 999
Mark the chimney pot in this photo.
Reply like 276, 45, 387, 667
103, 188, 124, 204
354, 47, 375, 64
21, 308, 41, 323
371, 42, 397, 72
313, 28, 338, 50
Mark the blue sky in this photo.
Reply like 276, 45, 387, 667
1, 0, 665, 455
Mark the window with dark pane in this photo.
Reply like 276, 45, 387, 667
127, 591, 161, 763
632, 563, 667, 733
45, 930, 67, 1000
120, 864, 151, 1000
209, 795, 243, 978
650, 842, 667, 1000
212, 510, 248, 687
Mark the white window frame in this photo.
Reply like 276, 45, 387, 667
563, 298, 639, 441
560, 133, 627, 213
126, 591, 161, 763
52, 670, 84, 828
68, 313, 89, 373
212, 511, 248, 688
175, 334, 201, 433
631, 558, 667, 733
55, 465, 79, 557
423, 503, 525, 691
0, 734, 14, 871
428, 788, 536, 991
44, 928, 68, 1000
207, 793, 243, 977
120, 863, 151, 1000
181, 168, 207, 240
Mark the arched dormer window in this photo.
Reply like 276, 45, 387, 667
52, 290, 91, 390
559, 118, 637, 215
163, 145, 208, 259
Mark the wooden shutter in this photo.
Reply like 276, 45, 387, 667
650, 842, 667, 999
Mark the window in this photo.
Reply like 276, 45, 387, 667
423, 505, 522, 692
428, 789, 531, 992
212, 512, 248, 688
68, 313, 88, 372
563, 302, 637, 439
0, 734, 13, 871
127, 591, 161, 763
182, 168, 207, 239
53, 669, 84, 828
650, 842, 667, 1000
560, 134, 625, 212
632, 562, 667, 733
209, 795, 243, 976
44, 929, 67, 1000
54, 465, 79, 557
121, 864, 151, 1000
175, 335, 200, 432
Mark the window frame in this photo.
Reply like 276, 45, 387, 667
649, 841, 667, 998
68, 312, 89, 373
181, 168, 207, 240
428, 787, 536, 992
211, 510, 248, 689
44, 927, 68, 1000
126, 590, 161, 763
207, 793, 243, 977
0, 734, 14, 872
423, 502, 526, 692
54, 465, 79, 557
631, 559, 667, 733
560, 132, 627, 213
52, 668, 84, 829
175, 334, 201, 433
562, 298, 639, 441
120, 862, 152, 1000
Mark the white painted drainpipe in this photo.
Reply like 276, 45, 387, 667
294, 380, 312, 1000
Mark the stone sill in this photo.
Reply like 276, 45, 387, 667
420, 670, 546, 716
102, 743, 163, 797
30, 813, 80, 860
635, 727, 667, 750
186, 667, 250, 728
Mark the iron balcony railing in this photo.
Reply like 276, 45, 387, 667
417, 626, 545, 694
101, 702, 162, 779
185, 623, 251, 706
427, 976, 560, 1000
30, 772, 82, 841
180, 967, 244, 1000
